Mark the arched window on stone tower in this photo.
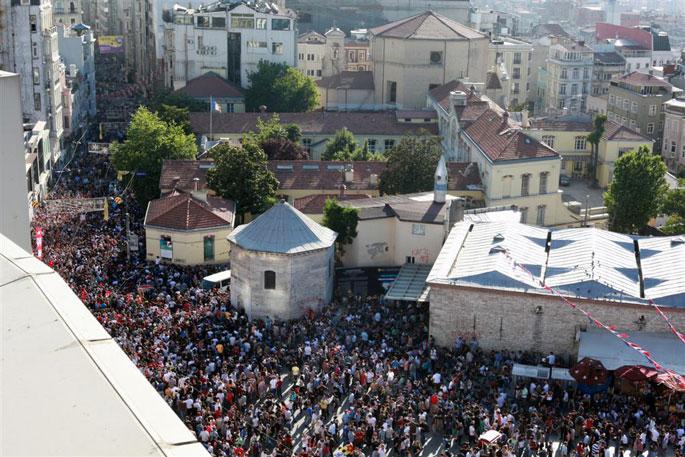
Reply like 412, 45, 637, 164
264, 270, 276, 289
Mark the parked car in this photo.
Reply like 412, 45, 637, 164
559, 175, 571, 186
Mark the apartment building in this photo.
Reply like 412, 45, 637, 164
586, 51, 625, 115
662, 97, 685, 172
544, 38, 593, 115
345, 35, 372, 72
164, 1, 296, 89
296, 28, 345, 80
607, 71, 676, 151
53, 0, 81, 26
488, 37, 533, 109
370, 11, 489, 110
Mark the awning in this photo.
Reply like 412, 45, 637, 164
578, 331, 685, 375
384, 263, 432, 302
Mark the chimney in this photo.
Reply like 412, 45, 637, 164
192, 177, 199, 191
501, 111, 510, 129
521, 109, 530, 129
259, 105, 267, 113
191, 177, 208, 202
434, 155, 448, 203
449, 90, 467, 107
444, 198, 465, 238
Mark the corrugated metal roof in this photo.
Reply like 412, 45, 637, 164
384, 263, 432, 302
428, 222, 685, 308
228, 201, 337, 254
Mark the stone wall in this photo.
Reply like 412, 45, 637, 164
429, 284, 685, 355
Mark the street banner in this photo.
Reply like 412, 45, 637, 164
98, 35, 124, 54
35, 226, 44, 259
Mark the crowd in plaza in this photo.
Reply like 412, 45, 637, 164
33, 154, 685, 457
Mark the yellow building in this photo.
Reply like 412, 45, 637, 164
189, 111, 439, 160
144, 190, 235, 265
370, 11, 489, 110
528, 115, 653, 187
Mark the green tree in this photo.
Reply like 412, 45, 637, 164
586, 114, 607, 186
322, 198, 358, 260
322, 128, 357, 161
111, 107, 197, 204
604, 146, 668, 233
156, 104, 193, 135
247, 115, 308, 159
379, 132, 442, 195
149, 87, 208, 112
660, 188, 685, 234
245, 61, 319, 112
206, 142, 278, 222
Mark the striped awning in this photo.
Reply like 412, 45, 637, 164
384, 263, 432, 302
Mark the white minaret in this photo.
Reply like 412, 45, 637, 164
434, 155, 448, 203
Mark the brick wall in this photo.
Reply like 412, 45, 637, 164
429, 284, 685, 355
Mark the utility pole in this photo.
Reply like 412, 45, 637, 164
125, 212, 131, 261
583, 194, 590, 227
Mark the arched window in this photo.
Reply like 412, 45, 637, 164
264, 270, 276, 289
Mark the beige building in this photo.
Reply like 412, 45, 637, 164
607, 71, 676, 151
229, 201, 336, 320
315, 71, 375, 111
543, 38, 593, 115
344, 38, 372, 72
427, 221, 685, 355
189, 111, 439, 160
144, 190, 235, 265
528, 115, 653, 187
662, 97, 685, 172
488, 37, 534, 110
370, 11, 489, 110
296, 28, 346, 80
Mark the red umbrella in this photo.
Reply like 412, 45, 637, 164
570, 357, 608, 385
615, 365, 659, 383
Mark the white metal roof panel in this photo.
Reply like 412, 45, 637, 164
0, 234, 209, 457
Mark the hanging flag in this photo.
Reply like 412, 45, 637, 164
35, 226, 44, 259
212, 99, 222, 112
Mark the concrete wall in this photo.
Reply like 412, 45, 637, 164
0, 72, 31, 251
317, 87, 375, 111
392, 219, 444, 265
372, 36, 489, 109
429, 284, 685, 355
230, 244, 334, 320
145, 225, 233, 265
342, 217, 395, 267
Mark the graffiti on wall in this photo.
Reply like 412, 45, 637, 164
366, 242, 388, 259
411, 248, 430, 264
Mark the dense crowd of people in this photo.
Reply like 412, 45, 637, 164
33, 153, 685, 457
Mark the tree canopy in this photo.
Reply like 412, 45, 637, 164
148, 88, 208, 112
604, 146, 668, 233
379, 132, 442, 195
245, 61, 319, 112
247, 115, 308, 160
587, 114, 607, 186
321, 129, 385, 161
110, 107, 197, 204
206, 142, 278, 221
156, 104, 193, 135
322, 198, 358, 260
660, 188, 685, 234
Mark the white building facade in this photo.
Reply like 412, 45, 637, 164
662, 97, 685, 172
164, 2, 296, 89
544, 38, 593, 115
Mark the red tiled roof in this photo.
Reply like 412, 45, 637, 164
144, 191, 235, 230
602, 120, 651, 142
615, 71, 673, 88
294, 193, 372, 214
176, 72, 244, 99
370, 11, 485, 40
159, 160, 214, 192
268, 160, 386, 191
189, 112, 439, 136
465, 110, 559, 162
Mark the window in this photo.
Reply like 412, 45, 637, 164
520, 207, 528, 224
298, 52, 304, 60
647, 123, 654, 134
623, 99, 629, 111
203, 235, 215, 261
387, 81, 397, 103
512, 67, 520, 80
559, 84, 566, 95
513, 83, 520, 94
560, 68, 567, 79
539, 172, 548, 194
583, 67, 589, 79
264, 270, 276, 289
571, 84, 578, 96
333, 48, 339, 59
32, 68, 40, 85
682, 145, 685, 158
160, 236, 173, 259
536, 205, 546, 226
521, 174, 530, 196
196, 15, 210, 27
32, 42, 38, 58
412, 223, 426, 236
212, 17, 226, 28
247, 41, 267, 50
574, 136, 586, 150
302, 138, 312, 152
430, 51, 443, 64
384, 139, 395, 150
649, 105, 657, 116
406, 256, 415, 264
629, 119, 637, 130
502, 175, 512, 198
231, 13, 254, 28
316, 70, 322, 77
256, 18, 267, 29
226, 103, 235, 113
541, 135, 555, 148
30, 15, 37, 33
33, 93, 41, 111
271, 18, 290, 30
272, 42, 284, 54
513, 52, 522, 64
572, 68, 579, 79
307, 53, 315, 61
671, 141, 677, 154
367, 139, 376, 152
